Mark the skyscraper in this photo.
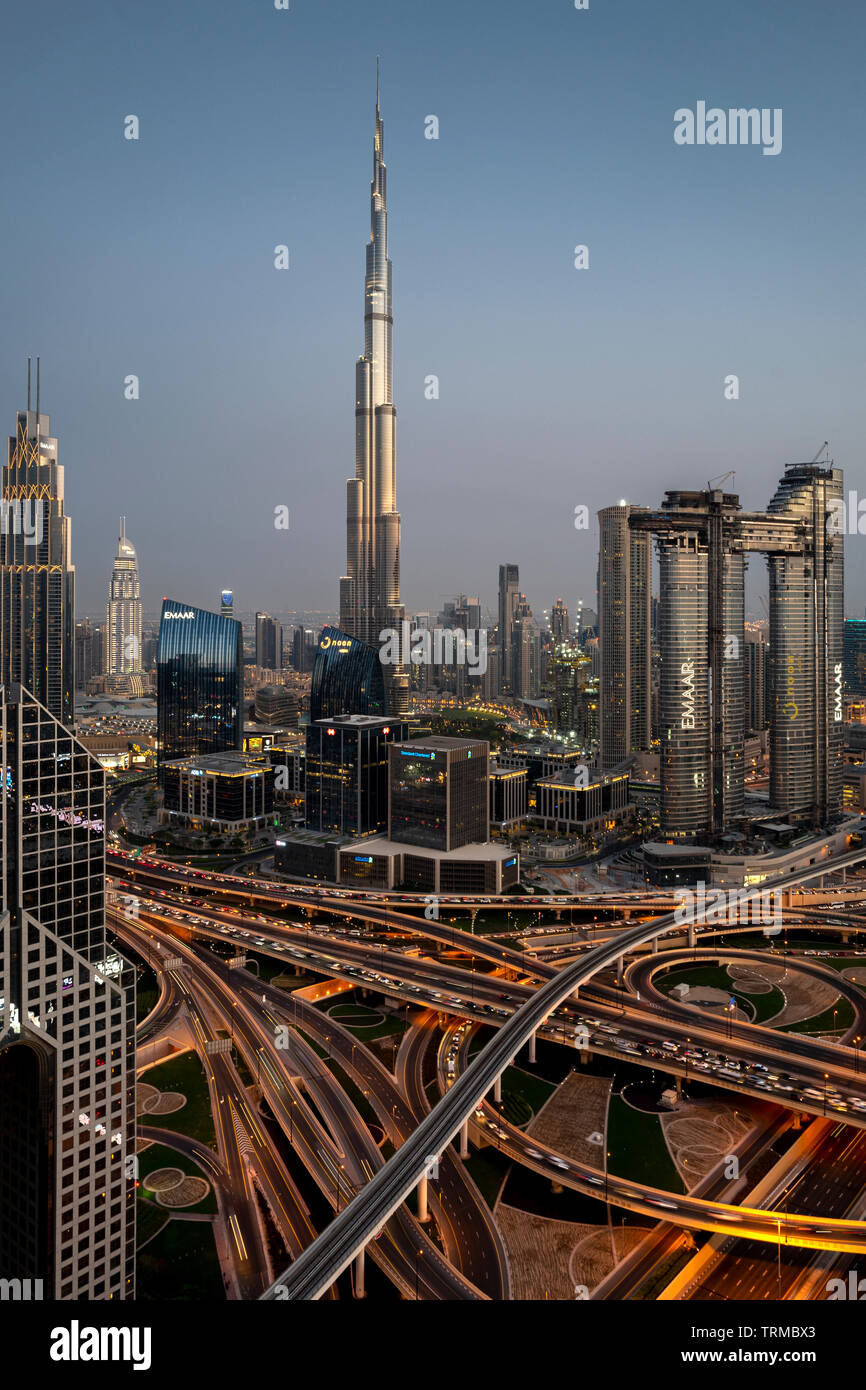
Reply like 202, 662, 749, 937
550, 598, 570, 641
106, 518, 142, 676
309, 625, 386, 725
75, 618, 104, 690
0, 685, 136, 1298
1, 361, 74, 725
843, 618, 866, 699
497, 564, 520, 695
340, 68, 408, 714
745, 630, 768, 734
767, 462, 844, 825
633, 463, 844, 836
157, 599, 243, 775
255, 612, 283, 670
597, 505, 651, 771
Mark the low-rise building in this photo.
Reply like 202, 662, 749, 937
160, 752, 275, 840
533, 772, 631, 835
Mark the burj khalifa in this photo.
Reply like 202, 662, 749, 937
340, 67, 409, 713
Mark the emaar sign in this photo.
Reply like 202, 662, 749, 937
163, 610, 195, 620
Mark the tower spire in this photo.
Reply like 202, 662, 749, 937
27, 357, 31, 412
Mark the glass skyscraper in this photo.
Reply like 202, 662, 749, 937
157, 598, 243, 775
0, 685, 136, 1298
309, 625, 386, 724
635, 463, 844, 836
843, 618, 866, 698
597, 506, 652, 771
767, 462, 844, 825
305, 715, 408, 836
388, 737, 489, 851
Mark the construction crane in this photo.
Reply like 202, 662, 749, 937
707, 470, 736, 492
810, 441, 829, 464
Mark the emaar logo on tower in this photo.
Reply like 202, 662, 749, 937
163, 609, 195, 620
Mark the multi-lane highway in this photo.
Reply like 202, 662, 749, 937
110, 843, 866, 1301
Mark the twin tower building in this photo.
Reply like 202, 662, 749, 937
601, 460, 844, 837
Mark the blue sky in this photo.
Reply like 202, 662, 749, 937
1, 0, 864, 621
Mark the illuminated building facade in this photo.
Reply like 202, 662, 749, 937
389, 737, 489, 851
156, 598, 243, 775
309, 625, 386, 724
766, 463, 844, 823
0, 364, 75, 725
339, 71, 409, 714
0, 684, 136, 1298
305, 714, 408, 836
106, 518, 142, 676
632, 462, 844, 836
162, 752, 275, 837
842, 619, 866, 699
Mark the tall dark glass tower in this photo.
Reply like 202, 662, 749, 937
339, 68, 409, 714
157, 599, 243, 775
0, 361, 75, 724
597, 506, 652, 770
309, 625, 386, 724
0, 685, 136, 1298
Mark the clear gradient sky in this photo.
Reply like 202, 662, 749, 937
1, 0, 864, 623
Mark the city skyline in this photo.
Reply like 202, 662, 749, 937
4, 1, 866, 1326
1, 0, 864, 622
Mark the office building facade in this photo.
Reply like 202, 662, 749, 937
255, 612, 283, 671
497, 564, 520, 695
305, 715, 408, 837
844, 619, 866, 699
745, 630, 769, 734
157, 598, 243, 774
162, 753, 274, 837
0, 685, 136, 1298
1, 367, 75, 725
309, 625, 386, 724
598, 505, 651, 770
766, 463, 844, 824
634, 462, 844, 836
389, 737, 489, 851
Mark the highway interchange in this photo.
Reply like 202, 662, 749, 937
110, 843, 866, 1301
